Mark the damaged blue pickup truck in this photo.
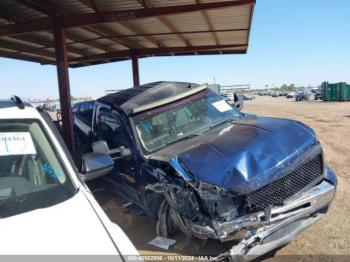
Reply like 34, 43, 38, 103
74, 81, 337, 259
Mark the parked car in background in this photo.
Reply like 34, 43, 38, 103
0, 97, 138, 256
295, 91, 310, 101
242, 94, 255, 100
272, 92, 279, 97
38, 103, 56, 112
220, 93, 230, 99
315, 90, 323, 100
221, 92, 244, 111
286, 92, 295, 98
73, 81, 337, 260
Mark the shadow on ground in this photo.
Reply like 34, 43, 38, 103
88, 179, 234, 257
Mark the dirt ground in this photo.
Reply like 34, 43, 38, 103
91, 96, 350, 258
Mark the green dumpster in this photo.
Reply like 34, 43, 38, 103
339, 83, 348, 101
322, 82, 338, 101
322, 82, 331, 101
345, 84, 350, 101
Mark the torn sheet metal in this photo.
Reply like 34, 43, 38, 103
215, 212, 324, 261
150, 115, 320, 194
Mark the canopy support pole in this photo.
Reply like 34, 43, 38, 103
54, 28, 75, 152
132, 55, 140, 87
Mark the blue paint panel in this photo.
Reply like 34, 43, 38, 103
176, 115, 319, 194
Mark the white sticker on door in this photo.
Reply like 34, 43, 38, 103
212, 100, 233, 112
0, 132, 36, 156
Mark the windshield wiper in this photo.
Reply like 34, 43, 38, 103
164, 133, 200, 147
209, 118, 237, 130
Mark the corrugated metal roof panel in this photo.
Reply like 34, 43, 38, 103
149, 0, 195, 7
94, 0, 143, 10
0, 39, 56, 60
166, 12, 208, 32
45, 0, 94, 13
21, 52, 56, 61
103, 23, 136, 35
128, 17, 171, 34
215, 31, 247, 45
92, 38, 125, 51
0, 47, 18, 53
66, 27, 100, 39
65, 27, 118, 52
68, 42, 102, 54
151, 35, 186, 47
0, 0, 255, 66
0, 37, 43, 50
123, 36, 157, 48
0, 0, 47, 21
185, 32, 217, 46
208, 6, 251, 30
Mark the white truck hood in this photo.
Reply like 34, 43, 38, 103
0, 190, 118, 255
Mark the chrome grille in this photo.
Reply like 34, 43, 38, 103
244, 154, 323, 214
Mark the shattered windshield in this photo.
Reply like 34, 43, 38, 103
133, 90, 242, 152
0, 120, 76, 219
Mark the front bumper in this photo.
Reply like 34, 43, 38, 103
213, 167, 337, 261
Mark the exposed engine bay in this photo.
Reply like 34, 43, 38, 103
146, 154, 336, 260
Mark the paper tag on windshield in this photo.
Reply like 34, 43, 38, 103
0, 132, 36, 156
212, 100, 232, 112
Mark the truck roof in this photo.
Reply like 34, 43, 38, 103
0, 98, 39, 119
97, 81, 203, 115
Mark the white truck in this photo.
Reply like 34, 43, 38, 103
0, 96, 139, 256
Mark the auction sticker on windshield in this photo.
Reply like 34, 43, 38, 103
212, 100, 233, 112
0, 132, 36, 156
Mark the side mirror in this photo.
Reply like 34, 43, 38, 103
81, 152, 114, 181
93, 140, 132, 160
92, 140, 110, 155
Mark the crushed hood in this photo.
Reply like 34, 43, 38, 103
150, 115, 321, 195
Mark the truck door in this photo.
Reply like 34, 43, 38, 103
96, 109, 140, 201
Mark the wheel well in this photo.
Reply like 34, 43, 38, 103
144, 191, 164, 219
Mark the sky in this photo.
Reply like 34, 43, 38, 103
1, 0, 350, 99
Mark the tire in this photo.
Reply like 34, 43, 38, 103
156, 200, 177, 237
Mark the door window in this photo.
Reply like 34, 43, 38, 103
97, 110, 129, 150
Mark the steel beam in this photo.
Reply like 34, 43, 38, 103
0, 49, 53, 64
53, 29, 75, 152
58, 28, 249, 46
69, 44, 248, 64
132, 55, 140, 87
69, 50, 247, 68
0, 0, 255, 36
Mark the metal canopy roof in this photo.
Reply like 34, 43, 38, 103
0, 0, 255, 67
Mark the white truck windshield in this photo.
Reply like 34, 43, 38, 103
0, 119, 75, 219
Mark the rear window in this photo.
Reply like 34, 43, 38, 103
0, 119, 76, 219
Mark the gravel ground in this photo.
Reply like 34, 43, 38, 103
91, 96, 350, 258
